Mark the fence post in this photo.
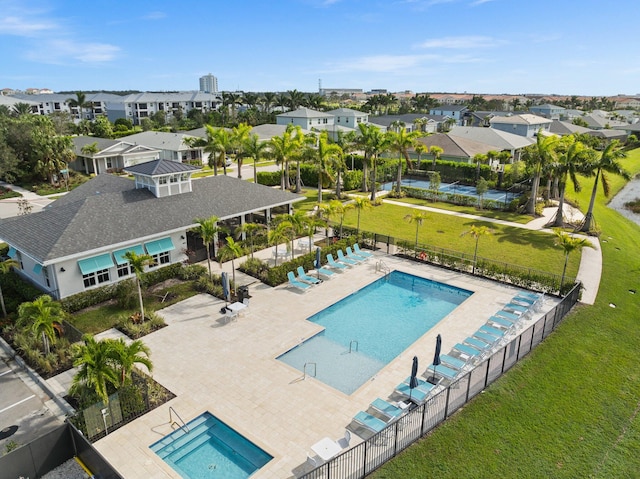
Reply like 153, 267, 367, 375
362, 440, 368, 478
443, 386, 452, 418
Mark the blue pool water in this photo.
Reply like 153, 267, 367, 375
150, 412, 272, 479
277, 271, 472, 394
383, 178, 518, 202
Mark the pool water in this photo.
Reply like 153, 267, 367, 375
277, 271, 472, 394
150, 412, 272, 479
383, 178, 518, 202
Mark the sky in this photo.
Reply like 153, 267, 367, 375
1, 0, 639, 97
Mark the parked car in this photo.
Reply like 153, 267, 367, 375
225, 157, 233, 166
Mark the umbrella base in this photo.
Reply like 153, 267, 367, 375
426, 376, 439, 385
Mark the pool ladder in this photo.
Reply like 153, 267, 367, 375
169, 406, 190, 434
349, 340, 359, 353
376, 260, 390, 278
303, 362, 316, 379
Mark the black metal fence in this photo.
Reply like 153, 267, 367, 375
344, 229, 573, 296
300, 282, 581, 479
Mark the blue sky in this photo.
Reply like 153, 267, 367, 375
1, 0, 638, 96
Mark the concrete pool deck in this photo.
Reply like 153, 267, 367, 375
92, 249, 559, 479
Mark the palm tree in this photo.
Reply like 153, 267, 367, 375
218, 236, 246, 289
327, 199, 353, 239
550, 137, 594, 227
243, 133, 269, 184
554, 229, 593, 292
388, 127, 421, 195
260, 92, 277, 115
0, 258, 18, 317
305, 131, 343, 202
212, 127, 233, 176
193, 216, 222, 281
301, 216, 325, 255
17, 295, 65, 355
80, 142, 99, 174
523, 132, 558, 215
429, 145, 444, 169
461, 225, 492, 274
404, 211, 430, 249
124, 251, 154, 321
66, 92, 91, 120
269, 124, 300, 190
13, 102, 34, 116
368, 128, 390, 201
70, 335, 119, 404
581, 140, 630, 232
235, 222, 265, 258
110, 338, 152, 387
231, 123, 252, 179
222, 91, 243, 121
268, 221, 292, 266
356, 123, 379, 193
286, 89, 305, 110
352, 196, 372, 234
279, 210, 308, 258
414, 144, 428, 169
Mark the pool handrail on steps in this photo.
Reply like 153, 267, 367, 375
169, 406, 190, 435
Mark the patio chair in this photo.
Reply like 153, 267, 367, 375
326, 253, 348, 269
464, 336, 493, 351
353, 411, 388, 435
478, 324, 507, 338
495, 309, 520, 322
511, 295, 536, 306
337, 249, 360, 265
425, 363, 460, 382
316, 265, 336, 278
504, 302, 529, 314
439, 354, 466, 370
488, 315, 516, 330
296, 266, 321, 285
336, 430, 351, 449
452, 342, 485, 360
370, 398, 406, 421
395, 381, 435, 404
473, 331, 499, 345
346, 246, 368, 262
353, 243, 373, 258
287, 271, 311, 291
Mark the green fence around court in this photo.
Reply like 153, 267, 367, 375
300, 282, 581, 479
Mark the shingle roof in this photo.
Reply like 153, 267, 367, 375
125, 159, 200, 176
548, 120, 591, 135
489, 114, 552, 125
121, 131, 199, 152
71, 137, 159, 158
276, 107, 333, 119
415, 133, 495, 159
0, 174, 303, 263
448, 126, 534, 150
249, 124, 310, 141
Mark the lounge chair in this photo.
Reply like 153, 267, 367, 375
512, 295, 536, 306
478, 324, 507, 338
473, 331, 499, 344
464, 336, 492, 351
296, 266, 321, 285
395, 382, 433, 404
504, 302, 529, 313
495, 310, 520, 322
353, 411, 388, 435
519, 291, 540, 301
401, 376, 437, 393
488, 316, 516, 329
326, 253, 348, 269
337, 249, 360, 265
370, 398, 406, 421
452, 343, 484, 360
426, 363, 459, 381
353, 243, 373, 258
287, 271, 311, 291
315, 266, 336, 278
346, 246, 368, 262
439, 354, 466, 370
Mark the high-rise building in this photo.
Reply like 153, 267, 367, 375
199, 73, 218, 93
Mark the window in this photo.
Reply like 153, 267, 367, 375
43, 266, 50, 287
106, 158, 113, 169
170, 175, 178, 183
15, 251, 23, 269
151, 251, 170, 267
138, 103, 147, 109
323, 119, 328, 124
337, 118, 340, 123
117, 263, 131, 278
159, 176, 167, 185
181, 173, 189, 180
83, 268, 110, 288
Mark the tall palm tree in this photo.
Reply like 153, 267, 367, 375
388, 127, 421, 195
368, 128, 390, 201
461, 225, 493, 274
124, 251, 154, 321
305, 131, 343, 202
193, 216, 221, 281
301, 216, 325, 255
242, 133, 269, 184
286, 89, 305, 110
550, 137, 594, 227
261, 92, 277, 115
222, 91, 243, 121
352, 196, 372, 234
211, 127, 233, 176
17, 295, 65, 355
269, 124, 300, 190
523, 132, 558, 215
554, 229, 593, 292
218, 236, 246, 289
278, 210, 308, 258
581, 140, 630, 232
66, 92, 91, 120
235, 222, 265, 258
110, 338, 152, 387
357, 123, 377, 193
70, 335, 119, 404
429, 145, 444, 169
0, 258, 18, 317
404, 211, 430, 249
231, 123, 252, 179
268, 220, 292, 266
13, 102, 34, 116
326, 199, 353, 239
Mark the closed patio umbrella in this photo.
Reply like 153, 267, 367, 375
221, 272, 230, 306
430, 334, 442, 383
409, 356, 419, 400
315, 247, 322, 279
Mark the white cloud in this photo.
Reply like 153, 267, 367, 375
27, 40, 120, 64
470, 0, 495, 5
143, 11, 167, 20
0, 15, 56, 36
415, 35, 503, 49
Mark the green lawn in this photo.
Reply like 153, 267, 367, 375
341, 202, 580, 278
370, 149, 640, 478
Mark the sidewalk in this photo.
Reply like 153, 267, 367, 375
0, 180, 61, 218
382, 198, 601, 305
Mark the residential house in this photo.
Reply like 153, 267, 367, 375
528, 104, 566, 119
325, 108, 369, 129
276, 107, 335, 130
489, 114, 552, 138
372, 114, 446, 133
412, 133, 496, 163
121, 131, 206, 164
0, 160, 302, 299
429, 105, 469, 125
9, 92, 122, 119
448, 126, 535, 161
70, 137, 160, 174
115, 92, 222, 125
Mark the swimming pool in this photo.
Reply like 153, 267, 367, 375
277, 271, 472, 394
383, 178, 518, 202
150, 412, 272, 479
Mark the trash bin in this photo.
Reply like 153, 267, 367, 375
237, 285, 250, 303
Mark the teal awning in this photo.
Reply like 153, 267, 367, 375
78, 253, 115, 275
33, 264, 43, 274
7, 246, 16, 258
113, 244, 145, 265
144, 237, 175, 256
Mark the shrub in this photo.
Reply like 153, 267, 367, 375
140, 263, 183, 288
257, 171, 280, 186
342, 170, 363, 191
60, 283, 119, 313
115, 279, 137, 309
177, 264, 207, 281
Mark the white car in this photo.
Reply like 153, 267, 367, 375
225, 157, 233, 167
